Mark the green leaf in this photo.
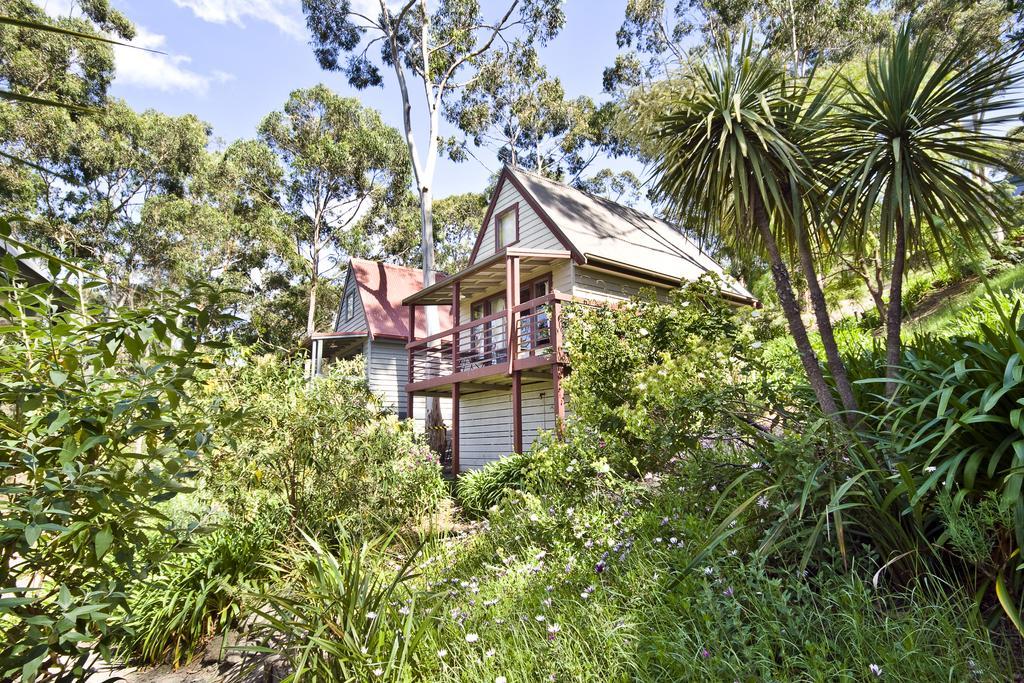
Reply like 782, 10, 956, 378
49, 369, 68, 387
24, 524, 40, 548
94, 526, 113, 560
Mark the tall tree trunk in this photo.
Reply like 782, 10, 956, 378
754, 200, 840, 419
306, 276, 318, 338
795, 225, 859, 421
884, 215, 907, 399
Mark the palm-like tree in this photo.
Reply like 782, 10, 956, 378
648, 36, 851, 420
827, 26, 1020, 397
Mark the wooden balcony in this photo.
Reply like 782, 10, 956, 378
406, 292, 569, 395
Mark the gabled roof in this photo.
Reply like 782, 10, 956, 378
502, 166, 754, 302
340, 259, 453, 339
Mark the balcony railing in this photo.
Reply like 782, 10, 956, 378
407, 292, 568, 386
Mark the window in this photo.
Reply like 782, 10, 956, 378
344, 290, 357, 321
494, 205, 517, 250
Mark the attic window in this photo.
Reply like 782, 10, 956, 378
494, 205, 518, 250
344, 290, 357, 321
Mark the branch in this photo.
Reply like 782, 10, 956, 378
436, 0, 520, 101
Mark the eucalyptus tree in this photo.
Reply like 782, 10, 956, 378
258, 86, 410, 338
11, 100, 209, 308
301, 0, 564, 318
446, 43, 616, 184
649, 37, 849, 420
605, 0, 883, 97
827, 26, 1021, 397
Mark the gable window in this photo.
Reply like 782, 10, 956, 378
344, 289, 357, 321
494, 205, 518, 250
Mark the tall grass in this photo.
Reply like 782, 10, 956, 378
118, 525, 275, 667
245, 529, 433, 682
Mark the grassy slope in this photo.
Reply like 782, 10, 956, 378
905, 263, 1024, 335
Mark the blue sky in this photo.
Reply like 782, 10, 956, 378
46, 0, 642, 199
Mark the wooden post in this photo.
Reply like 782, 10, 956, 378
552, 363, 565, 438
506, 255, 520, 374
452, 383, 460, 475
406, 304, 416, 419
452, 281, 460, 373
550, 298, 565, 438
512, 370, 523, 453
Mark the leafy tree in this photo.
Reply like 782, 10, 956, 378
16, 101, 210, 308
258, 85, 410, 338
301, 0, 564, 327
0, 229, 234, 681
605, 0, 883, 96
434, 190, 488, 273
648, 36, 847, 420
447, 43, 617, 185
826, 26, 1020, 396
0, 0, 134, 203
0, 0, 133, 106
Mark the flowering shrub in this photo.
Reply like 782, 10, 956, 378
205, 355, 446, 538
562, 275, 778, 476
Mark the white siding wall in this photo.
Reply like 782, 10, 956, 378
335, 274, 368, 333
364, 340, 451, 428
459, 381, 554, 470
471, 178, 565, 264
572, 267, 671, 304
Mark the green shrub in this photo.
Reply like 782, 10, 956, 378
246, 529, 432, 682
117, 516, 279, 667
456, 451, 534, 517
562, 275, 778, 476
206, 355, 447, 539
0, 241, 235, 681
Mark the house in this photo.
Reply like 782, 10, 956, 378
403, 164, 754, 472
310, 258, 452, 429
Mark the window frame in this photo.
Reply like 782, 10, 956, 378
344, 289, 358, 321
493, 203, 520, 252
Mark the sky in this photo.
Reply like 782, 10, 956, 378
42, 0, 644, 199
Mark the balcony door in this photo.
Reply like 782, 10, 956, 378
519, 276, 551, 354
468, 294, 506, 369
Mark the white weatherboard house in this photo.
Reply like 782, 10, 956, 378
402, 164, 754, 472
310, 259, 452, 430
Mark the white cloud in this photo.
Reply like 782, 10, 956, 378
172, 0, 307, 40
114, 26, 232, 95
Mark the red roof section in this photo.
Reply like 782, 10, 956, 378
344, 259, 453, 339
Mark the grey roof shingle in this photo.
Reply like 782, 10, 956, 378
508, 166, 753, 301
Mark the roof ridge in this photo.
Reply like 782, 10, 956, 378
507, 163, 676, 232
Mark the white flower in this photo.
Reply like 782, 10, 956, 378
495, 677, 508, 683
465, 633, 479, 643
924, 466, 937, 473
529, 514, 539, 522
669, 537, 678, 545
485, 648, 496, 658
366, 611, 378, 620
437, 648, 448, 658
757, 495, 770, 509
534, 614, 546, 622
547, 623, 561, 634
703, 566, 714, 575
869, 663, 882, 677
373, 668, 383, 677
